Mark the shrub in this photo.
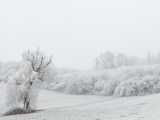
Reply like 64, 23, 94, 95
35, 64, 160, 97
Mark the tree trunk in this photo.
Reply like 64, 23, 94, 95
23, 91, 31, 112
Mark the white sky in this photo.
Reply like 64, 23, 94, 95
0, 0, 160, 69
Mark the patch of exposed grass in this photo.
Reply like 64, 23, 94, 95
3, 108, 41, 116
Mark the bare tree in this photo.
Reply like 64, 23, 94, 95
19, 49, 53, 111
22, 48, 52, 81
6, 49, 53, 113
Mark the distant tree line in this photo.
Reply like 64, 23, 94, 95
95, 51, 160, 69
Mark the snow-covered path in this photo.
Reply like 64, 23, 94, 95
1, 83, 160, 120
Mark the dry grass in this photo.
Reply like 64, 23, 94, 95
3, 108, 41, 116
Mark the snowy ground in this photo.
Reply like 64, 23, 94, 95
0, 83, 160, 120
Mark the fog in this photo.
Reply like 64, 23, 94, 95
0, 0, 160, 69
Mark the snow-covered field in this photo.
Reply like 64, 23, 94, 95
0, 83, 160, 120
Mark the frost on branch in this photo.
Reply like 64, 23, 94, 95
22, 48, 52, 81
6, 49, 53, 113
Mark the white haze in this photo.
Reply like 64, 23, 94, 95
0, 0, 160, 69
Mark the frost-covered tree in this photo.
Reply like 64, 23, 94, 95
22, 49, 52, 81
6, 49, 53, 112
115, 54, 128, 67
146, 52, 155, 65
95, 51, 115, 69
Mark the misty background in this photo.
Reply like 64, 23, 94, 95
0, 0, 160, 69
1, 1, 160, 119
